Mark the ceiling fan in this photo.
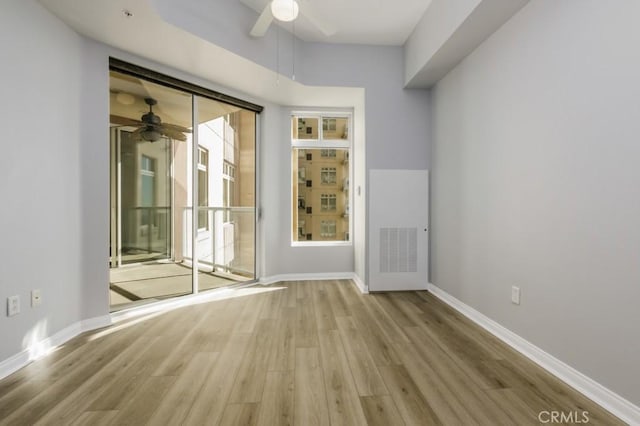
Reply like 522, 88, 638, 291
110, 97, 191, 142
248, 0, 336, 38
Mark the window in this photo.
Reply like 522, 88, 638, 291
223, 162, 235, 178
292, 113, 351, 244
140, 155, 155, 207
320, 220, 336, 238
322, 117, 349, 140
321, 194, 337, 211
321, 167, 337, 185
323, 118, 336, 132
223, 161, 235, 222
198, 147, 208, 230
140, 155, 156, 237
293, 117, 319, 140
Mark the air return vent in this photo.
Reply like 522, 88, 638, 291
380, 227, 418, 273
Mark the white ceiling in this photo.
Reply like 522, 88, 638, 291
39, 0, 524, 93
39, 0, 364, 107
240, 0, 434, 46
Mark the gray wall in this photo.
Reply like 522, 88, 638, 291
0, 0, 88, 361
431, 0, 640, 405
79, 39, 110, 319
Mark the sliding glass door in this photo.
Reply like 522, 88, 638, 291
195, 97, 256, 291
108, 66, 257, 311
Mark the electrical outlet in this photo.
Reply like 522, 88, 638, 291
7, 295, 20, 316
31, 289, 42, 307
511, 286, 521, 305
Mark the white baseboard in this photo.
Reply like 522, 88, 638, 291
259, 272, 368, 293
0, 314, 111, 381
351, 273, 369, 294
427, 283, 640, 425
79, 315, 112, 332
0, 351, 30, 382
259, 272, 354, 285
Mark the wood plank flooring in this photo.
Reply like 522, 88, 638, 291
0, 281, 624, 425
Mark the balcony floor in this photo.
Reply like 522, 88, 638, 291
109, 263, 246, 311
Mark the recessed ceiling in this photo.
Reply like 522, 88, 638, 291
240, 0, 434, 46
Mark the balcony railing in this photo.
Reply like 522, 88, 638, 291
183, 206, 255, 277
117, 206, 254, 276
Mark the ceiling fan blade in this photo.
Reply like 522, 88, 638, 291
163, 123, 192, 134
250, 4, 274, 37
298, 1, 337, 36
162, 127, 188, 141
110, 114, 143, 127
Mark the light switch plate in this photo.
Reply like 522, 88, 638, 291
511, 286, 521, 305
7, 295, 20, 316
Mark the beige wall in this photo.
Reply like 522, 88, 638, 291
238, 110, 256, 208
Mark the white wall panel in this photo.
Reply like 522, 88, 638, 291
369, 170, 428, 291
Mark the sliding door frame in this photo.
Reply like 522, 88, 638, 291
109, 58, 263, 114
109, 58, 263, 304
191, 96, 199, 294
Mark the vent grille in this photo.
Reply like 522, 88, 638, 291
380, 228, 417, 273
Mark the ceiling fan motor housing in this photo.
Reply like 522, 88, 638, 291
141, 112, 161, 125
141, 125, 161, 142
140, 97, 162, 141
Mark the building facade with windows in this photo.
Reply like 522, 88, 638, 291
291, 114, 351, 243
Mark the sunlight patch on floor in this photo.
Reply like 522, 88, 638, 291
90, 285, 286, 342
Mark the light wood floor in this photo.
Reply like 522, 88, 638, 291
0, 280, 623, 425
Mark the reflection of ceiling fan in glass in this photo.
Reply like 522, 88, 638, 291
110, 97, 191, 142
